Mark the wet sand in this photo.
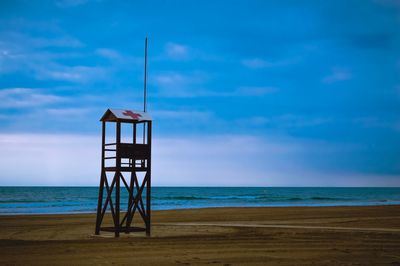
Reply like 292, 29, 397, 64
1, 205, 400, 265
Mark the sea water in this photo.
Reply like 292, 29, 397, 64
0, 187, 399, 215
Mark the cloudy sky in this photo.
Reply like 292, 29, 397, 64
0, 0, 399, 186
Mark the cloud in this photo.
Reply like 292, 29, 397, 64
0, 18, 61, 33
159, 42, 223, 62
151, 71, 209, 97
241, 57, 301, 69
0, 49, 82, 74
152, 110, 213, 121
0, 30, 117, 84
235, 114, 332, 129
0, 133, 398, 186
152, 72, 193, 86
0, 31, 109, 83
0, 32, 83, 49
30, 36, 83, 48
195, 86, 278, 97
32, 64, 111, 83
0, 134, 99, 185
45, 107, 93, 116
0, 88, 65, 108
95, 48, 122, 60
165, 42, 189, 60
322, 68, 352, 84
152, 71, 278, 98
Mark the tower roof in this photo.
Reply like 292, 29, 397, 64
100, 108, 152, 122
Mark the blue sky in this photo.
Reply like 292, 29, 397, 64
0, 0, 399, 186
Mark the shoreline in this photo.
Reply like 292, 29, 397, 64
1, 202, 400, 216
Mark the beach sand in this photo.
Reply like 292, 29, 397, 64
1, 205, 400, 265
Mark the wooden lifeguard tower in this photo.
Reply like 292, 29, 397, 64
95, 38, 152, 237
95, 109, 152, 237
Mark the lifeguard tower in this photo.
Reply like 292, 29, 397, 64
95, 38, 152, 237
95, 109, 152, 237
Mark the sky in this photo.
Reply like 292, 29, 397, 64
0, 0, 399, 186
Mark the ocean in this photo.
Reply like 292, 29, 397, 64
0, 187, 399, 215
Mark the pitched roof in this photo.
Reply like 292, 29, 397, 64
100, 109, 152, 122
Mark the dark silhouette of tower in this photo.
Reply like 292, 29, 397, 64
95, 109, 152, 237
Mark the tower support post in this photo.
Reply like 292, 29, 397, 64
146, 121, 152, 236
115, 122, 121, 237
95, 121, 106, 235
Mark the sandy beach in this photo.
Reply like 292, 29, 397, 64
1, 205, 400, 265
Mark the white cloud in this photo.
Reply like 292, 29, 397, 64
200, 86, 278, 97
152, 110, 212, 121
0, 32, 83, 49
152, 71, 278, 98
323, 68, 352, 84
234, 114, 332, 129
152, 72, 209, 87
35, 65, 110, 83
0, 133, 291, 186
0, 134, 99, 186
152, 72, 191, 86
0, 31, 114, 84
158, 42, 223, 62
0, 48, 84, 74
151, 71, 209, 97
0, 88, 65, 108
45, 107, 93, 116
0, 32, 107, 84
165, 42, 189, 60
96, 48, 122, 60
30, 36, 83, 48
0, 133, 397, 186
241, 57, 300, 69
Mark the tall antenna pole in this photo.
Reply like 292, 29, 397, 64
143, 37, 148, 145
143, 37, 148, 113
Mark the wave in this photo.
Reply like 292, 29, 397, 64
155, 195, 262, 200
287, 197, 303, 201
155, 196, 208, 200
310, 197, 351, 201
0, 199, 50, 203
154, 195, 355, 202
